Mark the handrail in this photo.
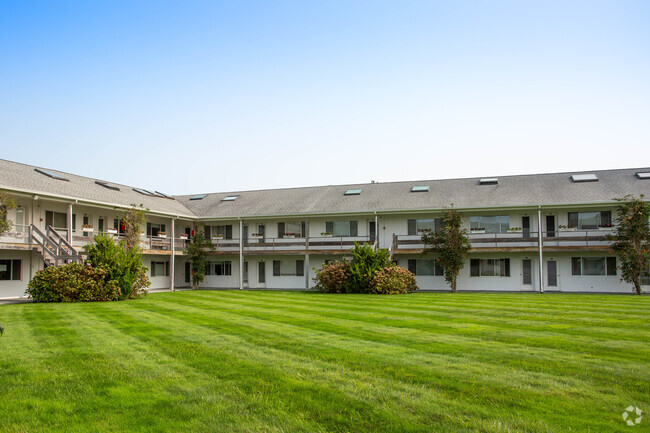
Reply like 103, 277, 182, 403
47, 225, 78, 256
29, 225, 60, 264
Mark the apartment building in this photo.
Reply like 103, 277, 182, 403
1, 159, 648, 298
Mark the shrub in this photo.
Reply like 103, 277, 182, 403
369, 266, 419, 294
313, 261, 350, 293
26, 263, 121, 303
84, 234, 149, 299
347, 242, 392, 293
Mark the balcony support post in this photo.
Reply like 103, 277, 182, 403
170, 217, 175, 292
239, 218, 244, 290
374, 212, 379, 251
305, 218, 310, 289
67, 202, 73, 242
538, 205, 544, 293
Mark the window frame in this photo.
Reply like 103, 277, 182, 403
470, 258, 511, 277
469, 215, 510, 233
571, 257, 617, 276
0, 259, 21, 281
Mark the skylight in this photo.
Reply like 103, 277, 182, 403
479, 178, 498, 185
221, 195, 239, 201
344, 189, 363, 195
411, 186, 430, 192
35, 168, 69, 181
635, 172, 650, 179
133, 188, 154, 196
95, 180, 120, 191
571, 174, 598, 183
154, 191, 174, 200
190, 194, 208, 201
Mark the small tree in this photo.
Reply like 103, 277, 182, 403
122, 204, 147, 251
0, 192, 16, 236
184, 225, 215, 290
609, 195, 650, 295
347, 242, 392, 293
422, 208, 471, 293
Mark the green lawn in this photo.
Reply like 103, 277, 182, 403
0, 291, 648, 433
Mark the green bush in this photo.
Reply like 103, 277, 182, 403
84, 235, 149, 299
312, 243, 417, 294
313, 261, 350, 293
347, 242, 392, 293
26, 263, 121, 303
369, 266, 418, 294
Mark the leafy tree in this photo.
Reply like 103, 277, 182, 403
84, 234, 150, 299
422, 208, 471, 293
0, 192, 16, 236
122, 205, 147, 251
347, 242, 392, 293
184, 225, 215, 290
608, 195, 650, 295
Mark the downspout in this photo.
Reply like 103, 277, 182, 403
538, 205, 544, 293
170, 217, 176, 292
239, 218, 244, 290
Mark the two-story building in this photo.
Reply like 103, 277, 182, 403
1, 158, 648, 298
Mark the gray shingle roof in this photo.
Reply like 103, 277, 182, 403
2, 158, 648, 219
176, 167, 650, 218
0, 159, 195, 217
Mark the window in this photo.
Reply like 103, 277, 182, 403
407, 259, 443, 276
46, 211, 68, 229
150, 261, 169, 277
568, 211, 611, 229
571, 257, 616, 276
205, 225, 233, 239
410, 186, 430, 192
571, 174, 598, 183
221, 195, 239, 201
95, 180, 120, 191
34, 168, 69, 181
479, 178, 498, 185
146, 223, 166, 236
344, 189, 362, 195
325, 221, 358, 237
407, 218, 442, 235
470, 216, 510, 233
272, 260, 304, 276
278, 222, 305, 238
206, 261, 232, 276
190, 194, 208, 200
133, 188, 154, 196
470, 259, 510, 277
0, 259, 21, 281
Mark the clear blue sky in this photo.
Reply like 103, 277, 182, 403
1, 1, 649, 194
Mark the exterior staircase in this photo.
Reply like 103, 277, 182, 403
29, 225, 82, 267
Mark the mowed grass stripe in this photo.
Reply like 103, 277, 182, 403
187, 291, 650, 329
149, 294, 649, 401
162, 293, 650, 364
130, 292, 636, 430
84, 302, 493, 433
200, 290, 650, 317
1, 292, 647, 432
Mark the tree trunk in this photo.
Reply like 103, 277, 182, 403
451, 276, 457, 293
634, 279, 641, 295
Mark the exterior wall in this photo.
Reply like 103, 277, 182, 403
0, 250, 37, 298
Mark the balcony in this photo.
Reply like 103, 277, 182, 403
392, 229, 614, 253
207, 235, 374, 255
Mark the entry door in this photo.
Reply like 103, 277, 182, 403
546, 215, 556, 238
243, 261, 249, 284
522, 259, 532, 286
547, 261, 558, 287
184, 261, 190, 283
522, 216, 530, 238
243, 225, 248, 245
258, 224, 265, 244
258, 261, 266, 284
369, 221, 376, 244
